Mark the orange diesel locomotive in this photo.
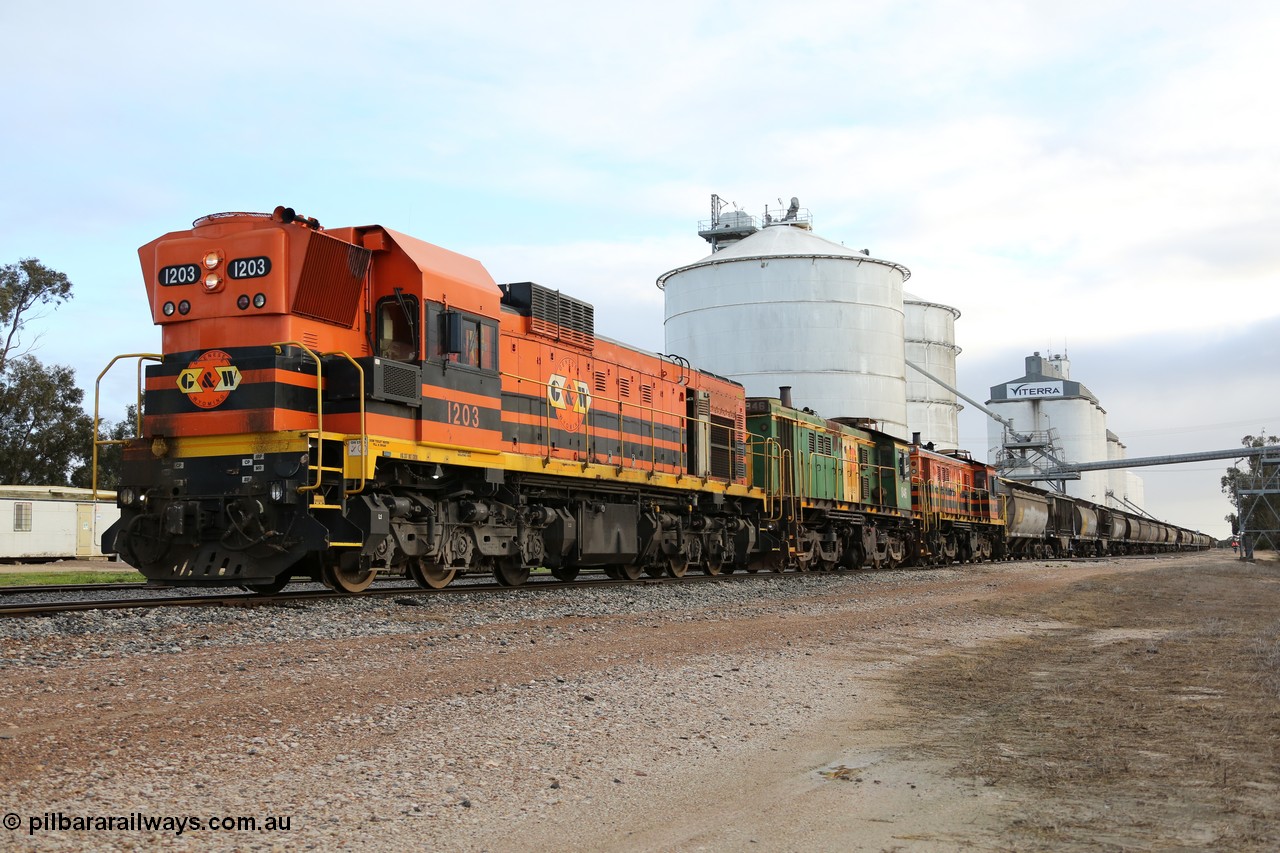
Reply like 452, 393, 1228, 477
105, 208, 757, 592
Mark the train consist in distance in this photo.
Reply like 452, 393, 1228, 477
99, 207, 1210, 593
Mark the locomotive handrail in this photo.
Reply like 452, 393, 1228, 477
865, 463, 895, 509
778, 446, 794, 524
271, 342, 326, 493
804, 450, 839, 504
92, 352, 163, 501
751, 437, 785, 519
322, 350, 367, 496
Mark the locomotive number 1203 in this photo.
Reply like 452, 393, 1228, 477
447, 402, 481, 427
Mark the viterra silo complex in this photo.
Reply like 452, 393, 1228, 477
903, 294, 962, 450
986, 352, 1143, 509
658, 198, 912, 439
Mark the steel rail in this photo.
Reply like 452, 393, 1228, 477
0, 572, 755, 618
0, 550, 1211, 618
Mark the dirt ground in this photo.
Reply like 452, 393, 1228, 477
0, 550, 1276, 851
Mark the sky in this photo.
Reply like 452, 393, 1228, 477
2, 1, 1277, 539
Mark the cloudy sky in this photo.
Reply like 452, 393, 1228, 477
2, 1, 1277, 538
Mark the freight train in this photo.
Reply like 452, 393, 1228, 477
98, 207, 1210, 593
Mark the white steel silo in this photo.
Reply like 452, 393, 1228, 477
1106, 431, 1128, 509
658, 200, 911, 438
986, 352, 1125, 506
904, 293, 961, 450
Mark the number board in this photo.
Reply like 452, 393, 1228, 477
228, 256, 272, 279
158, 264, 200, 286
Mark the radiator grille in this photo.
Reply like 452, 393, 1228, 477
710, 414, 735, 480
292, 232, 371, 326
500, 281, 596, 348
530, 286, 594, 348
372, 359, 422, 405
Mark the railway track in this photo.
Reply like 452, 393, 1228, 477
0, 551, 1192, 618
0, 581, 164, 596
0, 572, 752, 618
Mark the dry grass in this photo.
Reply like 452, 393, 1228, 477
897, 560, 1280, 851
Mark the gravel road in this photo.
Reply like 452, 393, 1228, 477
0, 553, 1261, 851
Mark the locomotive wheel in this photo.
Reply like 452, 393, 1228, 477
700, 561, 722, 576
618, 564, 642, 581
842, 542, 866, 571
550, 566, 580, 582
666, 555, 689, 578
494, 557, 530, 587
643, 565, 665, 578
602, 565, 622, 580
240, 573, 291, 595
324, 554, 377, 594
409, 559, 456, 590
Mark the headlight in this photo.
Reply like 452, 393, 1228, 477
269, 481, 286, 502
203, 272, 223, 291
119, 487, 135, 506
203, 250, 222, 270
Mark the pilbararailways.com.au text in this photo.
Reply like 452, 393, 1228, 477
6, 811, 292, 837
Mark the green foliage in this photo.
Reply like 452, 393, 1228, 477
1222, 433, 1279, 549
92, 404, 139, 491
0, 257, 125, 488
0, 355, 95, 485
0, 258, 73, 373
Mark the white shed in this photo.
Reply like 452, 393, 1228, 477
0, 486, 120, 561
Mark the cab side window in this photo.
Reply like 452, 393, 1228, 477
443, 311, 498, 371
376, 294, 419, 362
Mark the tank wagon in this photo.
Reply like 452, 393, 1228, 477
98, 207, 1209, 592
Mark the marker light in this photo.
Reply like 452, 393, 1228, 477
237, 295, 250, 310
253, 293, 266, 308
162, 301, 176, 316
178, 300, 191, 315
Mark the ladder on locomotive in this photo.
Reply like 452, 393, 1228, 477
273, 342, 369, 549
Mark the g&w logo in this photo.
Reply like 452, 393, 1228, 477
547, 359, 591, 431
177, 350, 242, 409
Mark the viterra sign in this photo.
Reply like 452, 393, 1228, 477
1005, 381, 1064, 398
